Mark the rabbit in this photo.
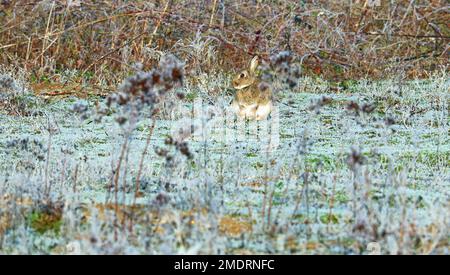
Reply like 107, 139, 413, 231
231, 56, 273, 120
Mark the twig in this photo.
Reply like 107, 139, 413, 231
209, 0, 218, 27
112, 134, 130, 240
44, 133, 52, 198
133, 119, 156, 206
361, 32, 450, 40
41, 0, 55, 67
327, 175, 337, 232
147, 0, 173, 48
82, 31, 148, 76
72, 163, 79, 193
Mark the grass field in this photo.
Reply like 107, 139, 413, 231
0, 71, 448, 254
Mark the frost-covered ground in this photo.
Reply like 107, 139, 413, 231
0, 75, 448, 254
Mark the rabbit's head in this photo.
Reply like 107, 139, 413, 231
232, 56, 259, 89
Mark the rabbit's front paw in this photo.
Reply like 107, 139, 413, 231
255, 103, 272, 120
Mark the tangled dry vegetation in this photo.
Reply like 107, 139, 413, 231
0, 1, 449, 255
0, 0, 448, 85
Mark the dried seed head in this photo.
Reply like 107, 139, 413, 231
155, 147, 169, 157
270, 51, 293, 66
347, 147, 366, 169
164, 136, 174, 145
115, 116, 127, 125
177, 141, 192, 159
154, 193, 169, 207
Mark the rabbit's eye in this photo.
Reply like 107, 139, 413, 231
240, 73, 245, 78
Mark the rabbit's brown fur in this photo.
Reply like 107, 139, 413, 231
231, 56, 273, 120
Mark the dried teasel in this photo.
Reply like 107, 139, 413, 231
164, 136, 174, 145
347, 147, 366, 169
153, 192, 169, 207
155, 147, 169, 157
115, 116, 127, 125
176, 141, 192, 159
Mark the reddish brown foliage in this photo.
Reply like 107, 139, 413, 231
0, 0, 448, 83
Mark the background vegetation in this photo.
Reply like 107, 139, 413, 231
1, 0, 448, 86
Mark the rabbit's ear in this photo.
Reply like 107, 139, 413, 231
249, 56, 259, 73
